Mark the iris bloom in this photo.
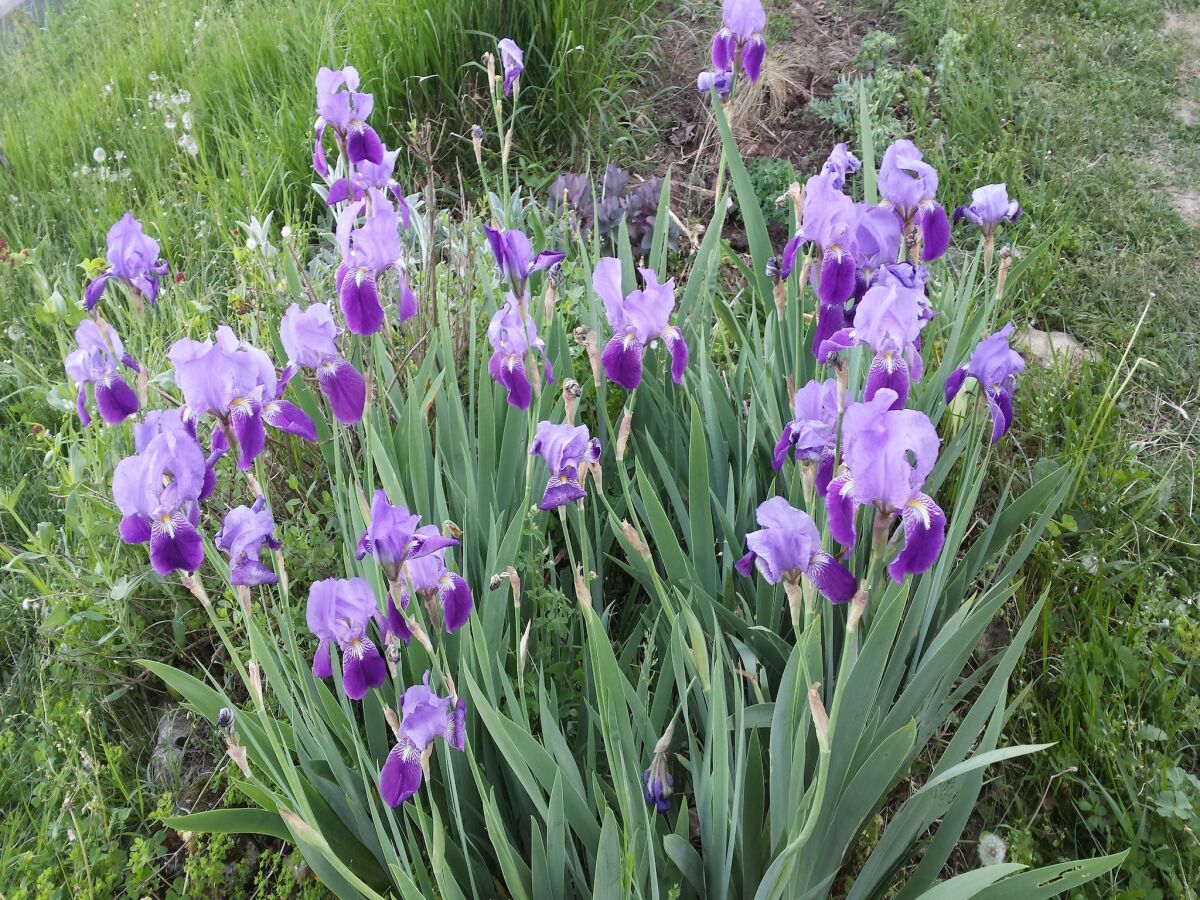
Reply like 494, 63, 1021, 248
335, 189, 417, 335
84, 213, 169, 310
953, 183, 1021, 237
307, 577, 388, 700
711, 0, 767, 83
782, 169, 858, 307
391, 525, 474, 633
379, 673, 467, 806
325, 146, 412, 227
818, 278, 930, 410
486, 294, 551, 410
772, 378, 839, 495
133, 408, 224, 501
735, 497, 858, 603
169, 327, 312, 468
530, 421, 601, 510
592, 257, 688, 390
356, 490, 458, 582
642, 755, 673, 814
113, 429, 206, 575
313, 66, 383, 176
944, 322, 1025, 442
822, 143, 861, 190
483, 226, 563, 298
825, 390, 946, 582
697, 69, 734, 99
848, 204, 903, 301
64, 319, 140, 426
878, 140, 950, 262
497, 39, 524, 97
215, 498, 281, 586
280, 302, 367, 424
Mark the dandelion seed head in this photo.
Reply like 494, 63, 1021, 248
978, 831, 1007, 867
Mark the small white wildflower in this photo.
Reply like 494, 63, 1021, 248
164, 115, 176, 130
66, 828, 76, 843
148, 71, 159, 82
148, 90, 165, 108
178, 134, 199, 157
178, 90, 191, 105
102, 82, 113, 97
977, 832, 1007, 867
114, 150, 126, 161
8, 325, 24, 341
280, 225, 292, 239
245, 237, 258, 251
21, 597, 38, 610
92, 147, 107, 164
181, 111, 193, 131
79, 165, 91, 176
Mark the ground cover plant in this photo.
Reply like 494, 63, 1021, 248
3, 0, 1198, 896
0, 0, 1141, 894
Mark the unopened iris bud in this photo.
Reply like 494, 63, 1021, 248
470, 124, 484, 168
575, 326, 602, 386
518, 619, 531, 675
621, 520, 652, 563
489, 573, 503, 591
216, 707, 234, 730
808, 682, 830, 753
543, 275, 559, 323
563, 378, 581, 424
616, 408, 634, 461
642, 719, 675, 814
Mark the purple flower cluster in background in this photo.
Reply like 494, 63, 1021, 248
701, 0, 767, 93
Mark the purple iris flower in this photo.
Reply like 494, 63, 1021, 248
711, 0, 767, 83
782, 170, 857, 306
392, 525, 474, 633
134, 408, 224, 501
313, 66, 383, 175
215, 497, 281, 586
306, 577, 388, 700
825, 389, 946, 582
497, 39, 524, 97
822, 143, 862, 190
84, 213, 169, 310
280, 302, 366, 425
736, 497, 858, 602
112, 429, 206, 575
592, 257, 688, 390
944, 322, 1025, 442
356, 490, 459, 582
169, 327, 310, 469
379, 672, 467, 806
818, 279, 929, 410
642, 758, 674, 814
530, 421, 601, 510
486, 294, 551, 410
878, 140, 950, 262
483, 226, 564, 298
697, 69, 734, 99
848, 204, 903, 300
772, 378, 839, 495
325, 147, 412, 227
953, 183, 1021, 237
335, 189, 417, 335
64, 319, 140, 426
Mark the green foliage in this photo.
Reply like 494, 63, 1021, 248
744, 158, 799, 231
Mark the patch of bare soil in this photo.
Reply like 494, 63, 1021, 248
651, 0, 889, 237
1156, 10, 1200, 223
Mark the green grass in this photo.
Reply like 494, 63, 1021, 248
889, 0, 1200, 893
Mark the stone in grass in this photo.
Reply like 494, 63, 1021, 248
1015, 326, 1097, 372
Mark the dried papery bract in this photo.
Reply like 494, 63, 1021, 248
573, 565, 592, 610
621, 520, 652, 564
808, 683, 831, 753
563, 379, 581, 424
615, 408, 634, 461
518, 620, 532, 676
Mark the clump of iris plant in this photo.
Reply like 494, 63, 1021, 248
592, 257, 687, 390
878, 139, 950, 263
530, 421, 601, 510
313, 66, 383, 175
736, 497, 858, 604
306, 577, 388, 700
711, 0, 767, 84
215, 498, 281, 587
279, 301, 366, 425
169, 326, 313, 469
826, 389, 946, 582
772, 377, 839, 496
84, 212, 169, 311
944, 323, 1026, 442
486, 293, 552, 410
379, 673, 467, 806
64, 319, 140, 426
